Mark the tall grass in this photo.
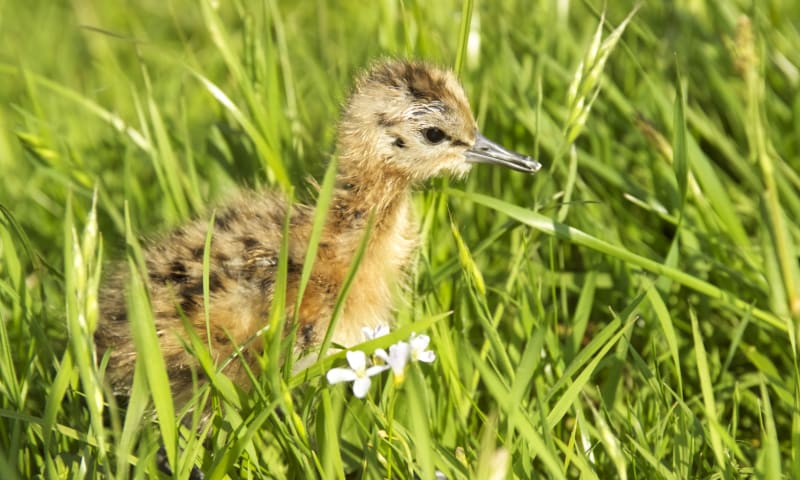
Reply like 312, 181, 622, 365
1, 0, 799, 478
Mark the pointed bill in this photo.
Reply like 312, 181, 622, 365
465, 133, 541, 173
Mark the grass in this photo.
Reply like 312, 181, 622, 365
1, 0, 799, 478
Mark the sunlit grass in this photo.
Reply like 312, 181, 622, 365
1, 0, 799, 478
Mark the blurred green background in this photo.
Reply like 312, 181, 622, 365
1, 0, 800, 478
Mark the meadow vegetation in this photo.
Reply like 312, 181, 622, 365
1, 0, 799, 478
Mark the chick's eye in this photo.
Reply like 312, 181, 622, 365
422, 127, 447, 144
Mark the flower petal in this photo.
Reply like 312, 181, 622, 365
374, 348, 389, 363
410, 333, 430, 350
409, 333, 435, 363
327, 368, 358, 384
387, 341, 410, 375
362, 324, 390, 341
352, 377, 372, 398
361, 326, 374, 340
346, 350, 367, 373
389, 341, 410, 359
366, 364, 390, 376
416, 350, 436, 363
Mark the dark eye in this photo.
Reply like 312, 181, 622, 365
422, 127, 447, 144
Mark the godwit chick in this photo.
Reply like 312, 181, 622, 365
96, 59, 541, 405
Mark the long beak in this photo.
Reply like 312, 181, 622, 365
465, 133, 541, 174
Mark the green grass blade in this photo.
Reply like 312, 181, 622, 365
546, 312, 636, 429
192, 71, 290, 189
293, 157, 337, 329
690, 309, 726, 471
757, 377, 782, 478
451, 189, 785, 331
124, 203, 177, 470
318, 389, 345, 480
452, 0, 474, 76
468, 347, 567, 480
645, 286, 683, 396
407, 367, 435, 479
672, 66, 689, 213
317, 214, 375, 357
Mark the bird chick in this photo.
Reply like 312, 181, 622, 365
95, 59, 541, 406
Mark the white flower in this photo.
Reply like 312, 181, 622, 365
374, 333, 436, 384
326, 350, 389, 398
361, 324, 390, 341
328, 329, 437, 393
409, 333, 436, 363
375, 341, 411, 383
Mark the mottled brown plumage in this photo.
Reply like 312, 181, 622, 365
95, 59, 540, 406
